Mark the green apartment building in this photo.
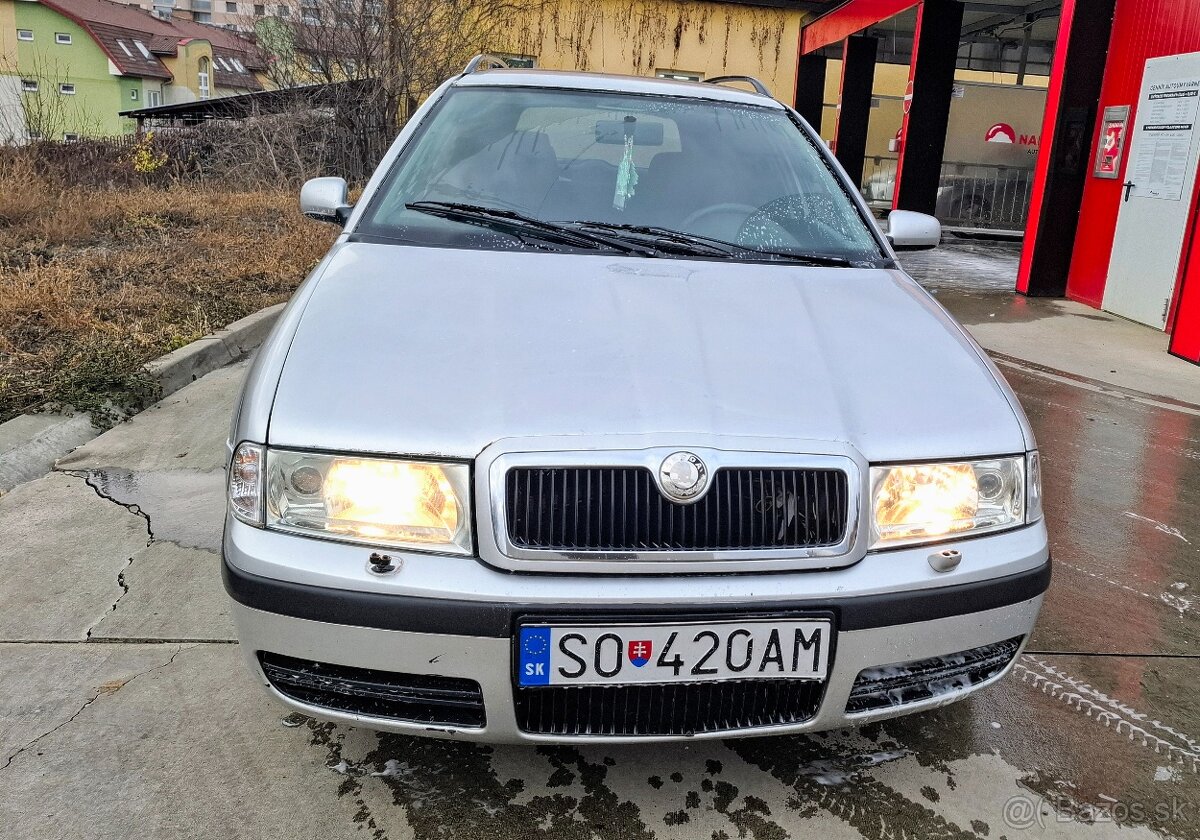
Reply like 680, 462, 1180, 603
1, 0, 266, 140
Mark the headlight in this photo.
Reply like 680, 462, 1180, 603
228, 443, 472, 555
870, 456, 1026, 549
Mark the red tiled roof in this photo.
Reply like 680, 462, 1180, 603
37, 0, 264, 88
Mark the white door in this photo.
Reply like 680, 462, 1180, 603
1104, 52, 1200, 329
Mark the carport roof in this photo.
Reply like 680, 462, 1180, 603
119, 78, 376, 120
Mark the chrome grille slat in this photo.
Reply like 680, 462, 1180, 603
504, 466, 849, 553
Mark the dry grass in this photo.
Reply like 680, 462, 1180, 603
0, 152, 336, 425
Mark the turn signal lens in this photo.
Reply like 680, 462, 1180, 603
228, 442, 264, 526
265, 450, 472, 554
870, 457, 1025, 549
1027, 450, 1044, 523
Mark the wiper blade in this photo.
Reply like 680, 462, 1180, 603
406, 202, 654, 255
570, 221, 855, 266
569, 222, 735, 257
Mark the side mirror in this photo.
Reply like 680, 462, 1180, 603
300, 177, 352, 225
886, 209, 941, 251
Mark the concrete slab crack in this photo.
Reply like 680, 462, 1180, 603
65, 470, 155, 543
63, 470, 155, 639
0, 644, 193, 772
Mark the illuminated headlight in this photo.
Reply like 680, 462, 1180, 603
870, 456, 1027, 549
228, 443, 472, 555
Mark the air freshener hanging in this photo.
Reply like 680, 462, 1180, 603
613, 115, 639, 210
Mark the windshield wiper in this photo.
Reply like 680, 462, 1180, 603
569, 222, 735, 258
567, 221, 855, 267
406, 202, 656, 255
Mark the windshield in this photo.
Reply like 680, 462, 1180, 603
356, 86, 885, 264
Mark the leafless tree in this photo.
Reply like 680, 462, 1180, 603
252, 0, 544, 135
0, 55, 104, 144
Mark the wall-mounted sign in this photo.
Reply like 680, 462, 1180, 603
1094, 105, 1130, 178
1130, 78, 1200, 200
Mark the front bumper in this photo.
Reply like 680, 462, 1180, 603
223, 520, 1050, 743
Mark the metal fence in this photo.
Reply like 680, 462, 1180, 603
860, 155, 1035, 233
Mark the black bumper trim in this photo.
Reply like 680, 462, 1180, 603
223, 556, 1050, 638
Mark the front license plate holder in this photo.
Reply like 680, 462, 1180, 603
515, 612, 836, 688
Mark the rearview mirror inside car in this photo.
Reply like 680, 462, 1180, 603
595, 120, 665, 146
300, 177, 353, 226
886, 210, 941, 251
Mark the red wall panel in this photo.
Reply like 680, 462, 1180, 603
1017, 0, 1080, 295
1169, 206, 1200, 362
1065, 0, 1200, 307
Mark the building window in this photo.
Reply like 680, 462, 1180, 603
194, 11, 211, 21
277, 4, 288, 15
198, 57, 210, 99
656, 69, 702, 82
147, 89, 161, 107
134, 40, 151, 59
225, 1, 236, 10
301, 4, 319, 24
117, 39, 132, 56
253, 3, 264, 13
130, 88, 139, 100
54, 32, 72, 44
59, 83, 75, 95
21, 79, 38, 93
17, 29, 33, 41
63, 132, 79, 141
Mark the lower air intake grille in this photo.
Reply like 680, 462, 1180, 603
259, 652, 485, 728
845, 636, 1024, 714
515, 679, 825, 737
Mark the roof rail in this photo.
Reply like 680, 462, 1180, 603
462, 54, 511, 75
703, 75, 772, 98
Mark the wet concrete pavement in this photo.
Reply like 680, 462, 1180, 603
900, 235, 1022, 293
2, 298, 1199, 838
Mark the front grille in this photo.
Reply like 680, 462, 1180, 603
845, 636, 1024, 714
505, 467, 849, 552
515, 679, 825, 737
259, 652, 485, 728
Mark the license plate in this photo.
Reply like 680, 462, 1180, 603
517, 619, 831, 687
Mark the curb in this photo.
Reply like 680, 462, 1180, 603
0, 303, 285, 494
146, 303, 284, 398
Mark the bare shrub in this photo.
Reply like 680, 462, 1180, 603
0, 151, 51, 226
0, 148, 337, 424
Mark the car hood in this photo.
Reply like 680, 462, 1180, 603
268, 243, 1026, 461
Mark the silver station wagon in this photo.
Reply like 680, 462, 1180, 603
223, 58, 1049, 743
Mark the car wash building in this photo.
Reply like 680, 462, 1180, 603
795, 0, 1200, 365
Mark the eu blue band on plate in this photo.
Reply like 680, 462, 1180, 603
518, 626, 552, 686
